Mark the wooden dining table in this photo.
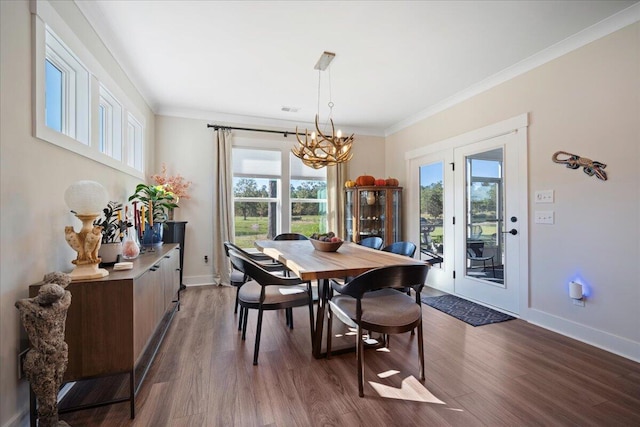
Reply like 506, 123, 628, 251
254, 239, 427, 358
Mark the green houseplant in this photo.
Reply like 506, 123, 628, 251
128, 184, 178, 244
93, 201, 133, 264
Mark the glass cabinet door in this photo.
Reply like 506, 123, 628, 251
345, 189, 354, 242
389, 189, 401, 243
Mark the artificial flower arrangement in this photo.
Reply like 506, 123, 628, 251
151, 163, 192, 204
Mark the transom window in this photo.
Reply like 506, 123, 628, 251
33, 0, 146, 177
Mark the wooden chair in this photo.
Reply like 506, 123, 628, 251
228, 249, 315, 365
358, 236, 383, 250
326, 264, 429, 397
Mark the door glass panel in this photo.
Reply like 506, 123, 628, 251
465, 148, 504, 285
419, 162, 444, 268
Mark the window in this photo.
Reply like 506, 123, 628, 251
44, 59, 63, 132
98, 85, 123, 160
126, 114, 144, 171
232, 146, 327, 247
289, 153, 327, 237
45, 27, 90, 144
32, 0, 146, 177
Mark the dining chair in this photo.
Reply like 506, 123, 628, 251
358, 236, 383, 250
224, 241, 287, 330
228, 249, 315, 365
381, 241, 417, 258
223, 242, 248, 314
273, 233, 309, 240
382, 241, 418, 301
326, 264, 429, 397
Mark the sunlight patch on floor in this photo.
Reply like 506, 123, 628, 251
377, 369, 400, 379
369, 375, 447, 404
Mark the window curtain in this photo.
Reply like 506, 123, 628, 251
212, 129, 234, 285
327, 162, 348, 236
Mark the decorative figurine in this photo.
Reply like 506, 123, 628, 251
552, 151, 607, 181
15, 272, 72, 427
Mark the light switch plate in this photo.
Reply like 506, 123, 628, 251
535, 190, 554, 203
535, 211, 554, 224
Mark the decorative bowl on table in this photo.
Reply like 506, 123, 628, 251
310, 238, 343, 252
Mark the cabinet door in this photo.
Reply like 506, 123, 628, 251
388, 189, 402, 245
162, 248, 181, 308
133, 268, 161, 361
345, 190, 355, 242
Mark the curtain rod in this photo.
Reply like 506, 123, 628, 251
207, 123, 305, 137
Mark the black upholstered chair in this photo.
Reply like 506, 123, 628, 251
381, 241, 417, 258
273, 233, 309, 241
224, 241, 287, 329
326, 264, 429, 397
228, 249, 315, 365
223, 242, 249, 314
358, 236, 383, 250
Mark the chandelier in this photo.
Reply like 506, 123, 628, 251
292, 52, 354, 169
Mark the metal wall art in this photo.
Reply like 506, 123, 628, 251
552, 151, 607, 181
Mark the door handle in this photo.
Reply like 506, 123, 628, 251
502, 229, 518, 235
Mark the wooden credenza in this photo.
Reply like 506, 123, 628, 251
28, 244, 181, 420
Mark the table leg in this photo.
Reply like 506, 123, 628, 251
312, 278, 330, 358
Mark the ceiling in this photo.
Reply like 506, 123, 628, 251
75, 1, 638, 136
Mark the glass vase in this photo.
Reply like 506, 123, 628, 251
121, 231, 140, 259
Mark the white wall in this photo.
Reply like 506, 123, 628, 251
155, 114, 385, 285
0, 1, 155, 425
386, 23, 640, 361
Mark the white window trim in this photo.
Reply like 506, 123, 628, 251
31, 0, 145, 179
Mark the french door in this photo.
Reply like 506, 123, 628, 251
408, 115, 528, 315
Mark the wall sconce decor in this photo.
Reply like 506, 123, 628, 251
64, 180, 110, 280
552, 151, 607, 181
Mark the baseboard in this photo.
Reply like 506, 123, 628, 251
183, 275, 218, 286
525, 308, 640, 362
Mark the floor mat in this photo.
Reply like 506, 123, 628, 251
421, 294, 515, 326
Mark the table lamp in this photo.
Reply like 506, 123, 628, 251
64, 180, 109, 280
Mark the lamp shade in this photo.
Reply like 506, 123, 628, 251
64, 180, 108, 214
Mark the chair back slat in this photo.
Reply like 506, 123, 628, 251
358, 236, 383, 250
337, 264, 429, 299
274, 233, 309, 241
381, 241, 417, 258
228, 249, 303, 287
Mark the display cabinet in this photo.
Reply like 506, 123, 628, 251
345, 186, 402, 247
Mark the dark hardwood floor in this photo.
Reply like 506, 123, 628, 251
60, 285, 640, 426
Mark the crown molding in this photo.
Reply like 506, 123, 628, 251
385, 2, 640, 137
157, 107, 385, 137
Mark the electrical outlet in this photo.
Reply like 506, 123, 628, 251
535, 190, 554, 203
204, 255, 209, 263
534, 211, 554, 224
